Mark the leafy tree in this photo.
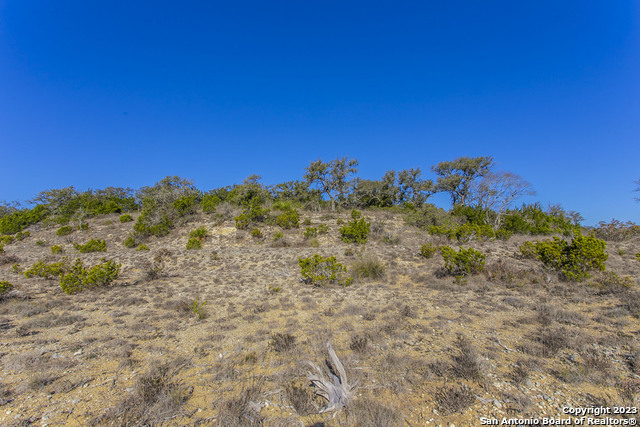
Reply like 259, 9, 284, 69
351, 171, 398, 208
398, 168, 434, 206
304, 157, 359, 211
270, 180, 321, 204
432, 156, 494, 206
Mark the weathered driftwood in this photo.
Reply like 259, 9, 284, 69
307, 341, 357, 413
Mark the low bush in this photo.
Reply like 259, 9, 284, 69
339, 210, 371, 244
317, 224, 329, 234
202, 194, 221, 214
0, 280, 13, 296
420, 243, 437, 258
15, 231, 30, 241
56, 226, 73, 236
0, 205, 49, 235
189, 227, 208, 240
137, 244, 150, 251
59, 258, 121, 294
440, 246, 486, 276
51, 245, 63, 254
299, 254, 352, 286
74, 239, 107, 253
303, 227, 318, 238
520, 234, 607, 281
185, 237, 202, 250
123, 235, 137, 248
428, 223, 494, 242
234, 200, 270, 230
172, 195, 197, 217
270, 333, 296, 352
119, 214, 133, 223
0, 235, 14, 245
250, 228, 263, 239
24, 260, 68, 279
276, 209, 300, 229
592, 271, 634, 294
592, 219, 640, 242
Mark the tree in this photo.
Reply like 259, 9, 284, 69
432, 156, 494, 206
468, 171, 536, 228
350, 170, 398, 208
398, 168, 434, 206
304, 157, 359, 212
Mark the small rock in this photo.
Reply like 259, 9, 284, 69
74, 349, 82, 356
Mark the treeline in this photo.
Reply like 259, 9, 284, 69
0, 156, 598, 239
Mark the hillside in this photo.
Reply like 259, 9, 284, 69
1, 206, 639, 426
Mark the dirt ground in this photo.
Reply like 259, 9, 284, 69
1, 209, 639, 426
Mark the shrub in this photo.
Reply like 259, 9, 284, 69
592, 271, 634, 294
0, 235, 14, 245
250, 228, 263, 239
351, 255, 385, 280
428, 223, 494, 243
404, 203, 450, 229
302, 218, 312, 226
185, 237, 202, 250
593, 219, 640, 242
440, 246, 486, 276
188, 227, 208, 240
137, 244, 150, 251
234, 200, 270, 230
519, 234, 607, 281
172, 195, 197, 217
636, 253, 640, 262
51, 245, 63, 254
0, 281, 13, 296
24, 260, 68, 279
273, 232, 284, 241
74, 239, 107, 253
270, 333, 296, 352
303, 227, 318, 238
133, 212, 173, 237
0, 205, 49, 235
420, 243, 437, 259
119, 214, 133, 223
59, 258, 121, 294
56, 226, 73, 236
339, 210, 371, 244
276, 209, 300, 229
202, 194, 221, 214
15, 231, 30, 241
35, 240, 47, 246
190, 298, 208, 320
123, 235, 137, 248
317, 224, 329, 234
299, 254, 352, 286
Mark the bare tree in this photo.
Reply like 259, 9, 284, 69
469, 171, 536, 228
304, 157, 358, 212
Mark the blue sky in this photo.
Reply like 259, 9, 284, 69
1, 1, 638, 224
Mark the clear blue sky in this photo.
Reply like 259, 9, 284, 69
1, 1, 638, 224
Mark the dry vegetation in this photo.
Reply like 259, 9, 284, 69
1, 208, 639, 426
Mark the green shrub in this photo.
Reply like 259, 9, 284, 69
495, 229, 513, 241
519, 234, 607, 282
303, 227, 318, 238
420, 243, 437, 259
24, 260, 68, 279
133, 211, 173, 237
234, 200, 270, 230
74, 239, 107, 253
428, 223, 494, 243
251, 228, 263, 239
56, 225, 73, 236
440, 246, 486, 276
0, 243, 3, 253
137, 244, 150, 251
592, 271, 634, 293
298, 254, 352, 287
119, 214, 133, 223
351, 255, 385, 280
339, 210, 371, 244
35, 240, 47, 246
0, 205, 49, 235
15, 231, 30, 241
303, 218, 312, 226
51, 245, 63, 254
404, 203, 450, 229
78, 221, 89, 230
317, 224, 329, 234
273, 231, 284, 241
0, 280, 13, 295
173, 195, 197, 217
276, 209, 300, 229
59, 258, 120, 294
123, 234, 137, 248
0, 235, 14, 245
186, 237, 202, 250
202, 194, 222, 214
636, 253, 640, 262
189, 227, 208, 240
190, 297, 208, 320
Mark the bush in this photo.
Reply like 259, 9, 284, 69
119, 214, 133, 223
185, 237, 202, 250
24, 260, 68, 279
234, 200, 270, 230
172, 195, 197, 217
0, 235, 14, 245
137, 244, 150, 251
317, 224, 329, 234
74, 239, 107, 253
133, 211, 173, 237
15, 231, 30, 241
56, 226, 73, 236
440, 246, 486, 276
299, 254, 352, 287
592, 271, 634, 294
250, 228, 263, 239
60, 258, 121, 294
188, 227, 208, 240
202, 194, 221, 214
0, 205, 49, 235
428, 223, 494, 242
420, 243, 437, 259
339, 210, 371, 244
123, 235, 137, 248
593, 219, 640, 242
520, 234, 607, 281
51, 245, 63, 254
303, 227, 318, 238
0, 244, 3, 253
404, 203, 450, 229
276, 209, 300, 229
0, 280, 13, 296
351, 255, 385, 280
